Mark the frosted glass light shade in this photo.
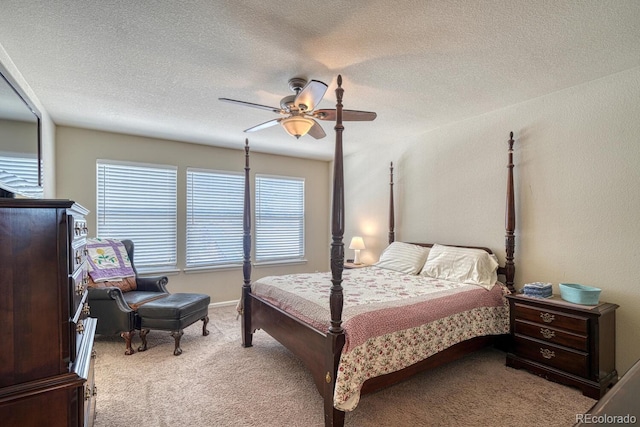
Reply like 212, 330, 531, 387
281, 116, 314, 138
349, 237, 365, 250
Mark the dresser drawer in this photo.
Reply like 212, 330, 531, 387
513, 302, 588, 334
83, 350, 97, 427
71, 216, 88, 240
71, 293, 91, 363
513, 335, 588, 378
514, 319, 588, 351
71, 238, 88, 274
70, 262, 89, 315
73, 317, 97, 427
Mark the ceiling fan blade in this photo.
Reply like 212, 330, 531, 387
294, 80, 328, 112
314, 109, 377, 121
306, 120, 326, 139
219, 98, 283, 114
244, 118, 282, 133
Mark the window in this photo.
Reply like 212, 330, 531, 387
186, 168, 244, 268
255, 174, 305, 263
96, 160, 177, 271
0, 153, 43, 198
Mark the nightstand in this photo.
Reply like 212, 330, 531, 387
344, 262, 368, 269
505, 293, 618, 399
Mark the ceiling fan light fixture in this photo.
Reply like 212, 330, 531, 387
281, 115, 314, 139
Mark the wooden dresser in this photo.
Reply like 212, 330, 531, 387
0, 199, 96, 427
506, 293, 618, 399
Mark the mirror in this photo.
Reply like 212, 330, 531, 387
0, 68, 42, 198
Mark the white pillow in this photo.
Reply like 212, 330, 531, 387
374, 242, 430, 275
419, 244, 498, 289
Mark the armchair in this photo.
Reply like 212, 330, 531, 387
88, 239, 169, 355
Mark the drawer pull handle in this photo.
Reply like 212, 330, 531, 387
82, 303, 91, 316
540, 312, 555, 323
93, 385, 98, 396
540, 328, 555, 339
540, 348, 555, 359
85, 386, 91, 401
76, 320, 85, 334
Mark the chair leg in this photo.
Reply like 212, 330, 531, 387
120, 330, 135, 355
202, 315, 210, 336
171, 330, 184, 356
138, 328, 150, 352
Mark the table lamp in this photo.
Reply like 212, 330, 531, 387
349, 236, 365, 264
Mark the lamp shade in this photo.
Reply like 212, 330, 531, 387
349, 236, 365, 250
281, 115, 314, 139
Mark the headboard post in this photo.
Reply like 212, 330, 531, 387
241, 138, 253, 347
329, 75, 345, 335
505, 132, 516, 292
389, 162, 395, 244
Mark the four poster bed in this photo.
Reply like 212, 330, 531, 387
239, 76, 517, 427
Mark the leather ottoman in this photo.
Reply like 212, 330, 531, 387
136, 293, 210, 355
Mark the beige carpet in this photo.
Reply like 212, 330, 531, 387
93, 305, 595, 427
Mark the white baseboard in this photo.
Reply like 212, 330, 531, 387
209, 300, 239, 309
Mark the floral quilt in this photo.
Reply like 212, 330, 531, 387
252, 266, 510, 411
86, 238, 135, 282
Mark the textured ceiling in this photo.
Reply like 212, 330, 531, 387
1, 0, 639, 160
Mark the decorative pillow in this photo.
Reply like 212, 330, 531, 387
419, 243, 499, 289
87, 276, 137, 293
86, 238, 135, 282
374, 242, 430, 275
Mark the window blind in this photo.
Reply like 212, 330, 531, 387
96, 160, 177, 270
255, 175, 305, 262
186, 168, 244, 268
0, 153, 43, 198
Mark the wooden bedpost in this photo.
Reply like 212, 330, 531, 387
241, 138, 253, 347
325, 75, 347, 427
389, 161, 395, 244
505, 132, 516, 293
329, 76, 345, 335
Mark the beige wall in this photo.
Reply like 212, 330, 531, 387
56, 126, 331, 303
343, 66, 640, 374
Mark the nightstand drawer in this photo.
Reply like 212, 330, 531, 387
513, 303, 588, 334
513, 335, 588, 378
514, 319, 588, 351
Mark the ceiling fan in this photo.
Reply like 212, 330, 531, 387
219, 77, 377, 139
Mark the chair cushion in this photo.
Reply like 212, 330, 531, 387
123, 291, 169, 310
88, 276, 137, 293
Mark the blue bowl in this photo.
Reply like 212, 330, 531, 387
559, 283, 601, 305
